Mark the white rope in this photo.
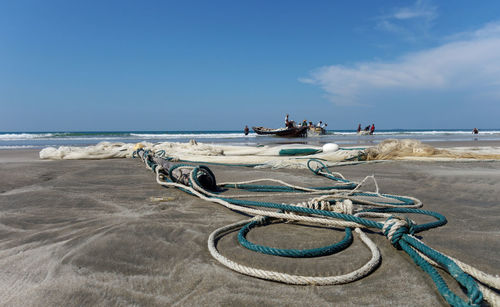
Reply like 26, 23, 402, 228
219, 178, 321, 192
288, 199, 354, 215
348, 174, 380, 196
139, 153, 498, 305
207, 220, 381, 285
154, 168, 367, 229
219, 178, 353, 191
296, 192, 422, 209
382, 217, 410, 242
317, 169, 346, 180
220, 176, 421, 208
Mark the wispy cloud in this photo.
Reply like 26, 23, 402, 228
375, 0, 438, 40
300, 22, 500, 106
392, 0, 437, 20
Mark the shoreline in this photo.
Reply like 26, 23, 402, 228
2, 130, 500, 151
0, 141, 500, 163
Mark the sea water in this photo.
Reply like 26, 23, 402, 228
1, 129, 500, 149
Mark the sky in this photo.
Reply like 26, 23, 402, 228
1, 0, 500, 131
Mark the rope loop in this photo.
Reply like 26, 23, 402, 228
307, 159, 329, 175
155, 149, 166, 157
238, 217, 354, 258
189, 165, 218, 192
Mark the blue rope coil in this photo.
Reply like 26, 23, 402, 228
238, 217, 353, 258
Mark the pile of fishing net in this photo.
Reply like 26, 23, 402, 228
39, 139, 500, 165
39, 140, 226, 160
365, 139, 500, 160
39, 141, 363, 168
39, 142, 134, 160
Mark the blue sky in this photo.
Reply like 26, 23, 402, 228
1, 0, 499, 131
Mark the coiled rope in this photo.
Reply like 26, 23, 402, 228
135, 149, 499, 306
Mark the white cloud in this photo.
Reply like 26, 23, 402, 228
301, 22, 500, 106
446, 21, 500, 41
375, 0, 438, 40
393, 0, 437, 20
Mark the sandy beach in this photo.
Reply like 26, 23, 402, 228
1, 147, 499, 306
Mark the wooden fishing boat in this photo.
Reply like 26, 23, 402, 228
252, 126, 307, 137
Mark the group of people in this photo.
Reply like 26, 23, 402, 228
358, 123, 375, 135
286, 114, 327, 129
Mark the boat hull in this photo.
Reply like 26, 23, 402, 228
252, 126, 307, 137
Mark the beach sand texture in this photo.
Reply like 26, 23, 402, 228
0, 150, 499, 306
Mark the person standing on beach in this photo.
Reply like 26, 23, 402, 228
357, 124, 361, 133
370, 124, 375, 135
473, 128, 479, 135
244, 125, 249, 135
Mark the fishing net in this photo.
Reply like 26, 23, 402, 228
39, 139, 500, 165
39, 142, 134, 160
365, 139, 500, 160
39, 141, 363, 168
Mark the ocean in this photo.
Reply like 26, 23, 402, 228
1, 129, 499, 149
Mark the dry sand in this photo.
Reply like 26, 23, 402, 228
0, 149, 499, 306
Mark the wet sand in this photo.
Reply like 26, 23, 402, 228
0, 149, 499, 306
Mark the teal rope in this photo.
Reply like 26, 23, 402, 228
221, 183, 357, 191
339, 147, 367, 151
166, 156, 263, 168
400, 236, 482, 306
238, 217, 353, 258
361, 207, 446, 233
135, 149, 483, 306
155, 150, 166, 157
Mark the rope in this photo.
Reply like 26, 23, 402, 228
208, 220, 381, 285
238, 217, 354, 258
134, 149, 499, 306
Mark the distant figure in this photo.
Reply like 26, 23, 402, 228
357, 124, 361, 133
285, 114, 296, 128
302, 119, 308, 127
308, 121, 313, 128
316, 121, 323, 128
473, 128, 479, 135
244, 125, 249, 135
365, 125, 370, 131
370, 124, 375, 135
